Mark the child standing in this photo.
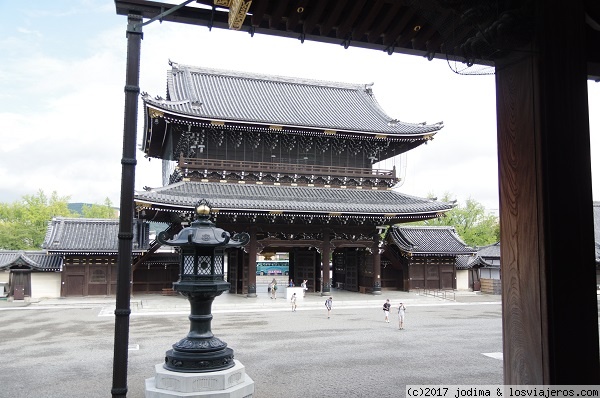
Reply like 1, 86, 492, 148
291, 292, 297, 312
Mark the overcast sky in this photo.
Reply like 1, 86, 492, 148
1, 1, 598, 214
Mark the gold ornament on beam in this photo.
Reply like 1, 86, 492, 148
229, 0, 252, 30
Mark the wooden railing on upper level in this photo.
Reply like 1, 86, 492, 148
178, 156, 396, 180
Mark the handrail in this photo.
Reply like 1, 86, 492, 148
416, 287, 456, 301
178, 156, 396, 179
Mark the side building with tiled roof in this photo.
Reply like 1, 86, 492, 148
136, 64, 456, 296
0, 250, 63, 299
384, 226, 476, 291
41, 217, 177, 297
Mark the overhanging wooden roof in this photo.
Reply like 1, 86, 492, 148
114, 0, 600, 79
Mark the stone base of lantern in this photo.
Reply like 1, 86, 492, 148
145, 360, 254, 398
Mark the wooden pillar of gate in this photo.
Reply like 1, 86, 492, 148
246, 227, 257, 297
495, 0, 599, 383
321, 229, 331, 296
371, 235, 382, 295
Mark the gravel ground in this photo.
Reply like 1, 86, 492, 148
0, 297, 503, 398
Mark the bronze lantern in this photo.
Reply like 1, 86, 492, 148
157, 199, 249, 372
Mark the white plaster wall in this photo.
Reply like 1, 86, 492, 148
456, 270, 470, 290
31, 272, 61, 299
480, 268, 501, 280
0, 270, 9, 283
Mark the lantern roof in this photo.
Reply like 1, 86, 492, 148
158, 200, 249, 249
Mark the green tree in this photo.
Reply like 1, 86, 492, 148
410, 193, 500, 247
0, 190, 76, 250
81, 198, 118, 218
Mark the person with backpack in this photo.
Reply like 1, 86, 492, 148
325, 296, 333, 318
271, 278, 278, 299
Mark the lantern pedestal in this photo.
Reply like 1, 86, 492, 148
145, 361, 254, 398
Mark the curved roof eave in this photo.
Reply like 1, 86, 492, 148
143, 102, 443, 138
406, 251, 476, 256
135, 198, 451, 218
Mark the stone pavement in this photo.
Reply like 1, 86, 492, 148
0, 287, 504, 398
1, 287, 501, 314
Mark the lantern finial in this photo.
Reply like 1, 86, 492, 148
195, 199, 212, 218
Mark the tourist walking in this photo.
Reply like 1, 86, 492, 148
383, 299, 391, 323
301, 279, 308, 297
325, 296, 333, 318
291, 292, 297, 312
271, 278, 278, 299
398, 302, 406, 329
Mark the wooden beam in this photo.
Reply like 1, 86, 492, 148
319, 0, 347, 38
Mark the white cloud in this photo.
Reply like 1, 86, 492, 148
0, 1, 596, 212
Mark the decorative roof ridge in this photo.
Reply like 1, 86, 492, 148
138, 181, 187, 194
476, 241, 501, 249
390, 190, 455, 205
394, 225, 458, 230
141, 180, 455, 201
50, 217, 119, 223
170, 61, 366, 91
144, 97, 192, 106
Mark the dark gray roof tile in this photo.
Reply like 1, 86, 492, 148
135, 181, 454, 216
470, 242, 501, 268
42, 218, 148, 253
390, 226, 476, 255
0, 251, 62, 271
143, 64, 443, 136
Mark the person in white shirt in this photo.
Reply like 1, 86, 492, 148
291, 292, 297, 312
398, 302, 406, 330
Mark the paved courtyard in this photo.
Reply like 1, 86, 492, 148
0, 290, 503, 398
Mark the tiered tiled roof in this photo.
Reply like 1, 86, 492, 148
135, 181, 454, 217
389, 226, 476, 256
143, 63, 443, 136
0, 251, 62, 271
42, 218, 149, 254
